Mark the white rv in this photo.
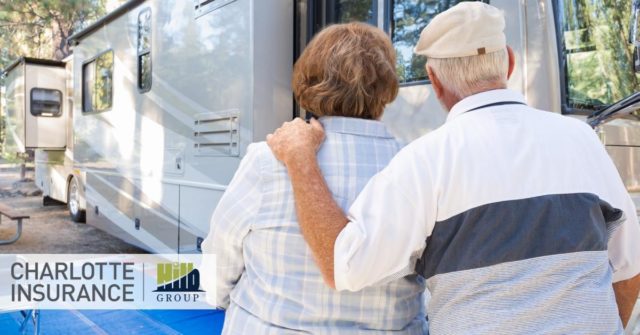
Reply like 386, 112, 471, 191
2, 0, 639, 254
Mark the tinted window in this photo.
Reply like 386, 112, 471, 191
558, 0, 640, 111
138, 8, 152, 92
334, 0, 376, 24
82, 61, 94, 113
392, 0, 484, 83
82, 51, 114, 113
30, 88, 62, 117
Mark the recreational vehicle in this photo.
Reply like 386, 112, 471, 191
2, 0, 640, 254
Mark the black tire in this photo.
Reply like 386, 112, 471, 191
67, 177, 86, 223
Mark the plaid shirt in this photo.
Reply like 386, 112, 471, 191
202, 117, 427, 334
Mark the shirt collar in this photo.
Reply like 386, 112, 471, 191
446, 89, 527, 123
319, 116, 395, 139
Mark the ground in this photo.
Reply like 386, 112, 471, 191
0, 162, 145, 254
0, 161, 225, 334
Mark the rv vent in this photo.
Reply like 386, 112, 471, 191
193, 111, 240, 157
194, 0, 238, 18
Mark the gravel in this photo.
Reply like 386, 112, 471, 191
0, 166, 146, 254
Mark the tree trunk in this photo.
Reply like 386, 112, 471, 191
20, 162, 26, 180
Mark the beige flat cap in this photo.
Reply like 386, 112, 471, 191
414, 2, 506, 58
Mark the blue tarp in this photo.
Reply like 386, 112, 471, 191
0, 310, 225, 334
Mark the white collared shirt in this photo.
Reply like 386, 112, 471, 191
334, 89, 640, 334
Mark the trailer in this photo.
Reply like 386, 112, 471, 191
2, 0, 639, 254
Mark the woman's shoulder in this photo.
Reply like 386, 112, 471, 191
245, 141, 287, 174
246, 141, 270, 157
247, 141, 279, 161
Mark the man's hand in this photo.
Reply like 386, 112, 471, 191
267, 118, 325, 166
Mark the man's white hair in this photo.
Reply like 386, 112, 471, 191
426, 49, 508, 100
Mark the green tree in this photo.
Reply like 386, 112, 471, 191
563, 0, 639, 109
0, 0, 108, 69
335, 0, 374, 23
0, 0, 117, 156
392, 0, 477, 82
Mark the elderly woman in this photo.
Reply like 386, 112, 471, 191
201, 22, 426, 334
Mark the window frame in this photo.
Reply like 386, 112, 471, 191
298, 1, 492, 91
81, 49, 115, 114
551, 0, 593, 116
30, 87, 63, 117
551, 0, 639, 116
295, 0, 380, 119
326, 0, 379, 26
137, 7, 152, 94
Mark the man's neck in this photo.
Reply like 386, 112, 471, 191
444, 85, 508, 111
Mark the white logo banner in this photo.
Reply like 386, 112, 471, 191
0, 254, 216, 310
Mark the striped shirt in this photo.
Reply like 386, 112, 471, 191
334, 89, 640, 334
201, 117, 427, 334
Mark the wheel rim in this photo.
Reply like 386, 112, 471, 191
69, 180, 79, 215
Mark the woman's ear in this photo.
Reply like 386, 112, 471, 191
427, 66, 444, 99
507, 46, 515, 79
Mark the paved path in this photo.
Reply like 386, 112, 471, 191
0, 309, 225, 334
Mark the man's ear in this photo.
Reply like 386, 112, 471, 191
507, 46, 515, 79
427, 66, 444, 99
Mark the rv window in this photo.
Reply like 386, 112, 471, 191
138, 8, 152, 92
332, 0, 377, 24
82, 50, 114, 113
391, 0, 484, 84
557, 0, 640, 112
82, 61, 95, 113
30, 88, 62, 117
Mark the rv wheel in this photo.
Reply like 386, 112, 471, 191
68, 177, 86, 223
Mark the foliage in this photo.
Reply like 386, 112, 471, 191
392, 0, 477, 83
0, 0, 118, 150
94, 50, 113, 111
0, 0, 109, 69
335, 0, 375, 23
328, 0, 480, 83
562, 0, 639, 109
0, 111, 4, 149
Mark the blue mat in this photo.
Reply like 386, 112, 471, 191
0, 309, 225, 334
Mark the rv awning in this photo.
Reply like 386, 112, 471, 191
1, 57, 65, 77
67, 0, 146, 46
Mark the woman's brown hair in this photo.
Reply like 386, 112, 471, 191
292, 22, 399, 120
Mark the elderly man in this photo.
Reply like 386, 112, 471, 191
266, 2, 640, 334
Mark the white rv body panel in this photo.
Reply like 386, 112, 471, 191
70, 0, 292, 252
3, 65, 26, 153
34, 149, 72, 201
